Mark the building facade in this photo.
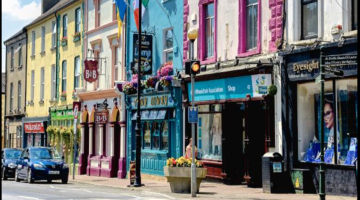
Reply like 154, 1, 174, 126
4, 29, 27, 149
279, 0, 357, 196
1, 73, 5, 148
77, 0, 126, 178
181, 0, 283, 186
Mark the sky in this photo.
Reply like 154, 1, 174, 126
2, 0, 41, 72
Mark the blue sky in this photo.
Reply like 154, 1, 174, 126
2, 0, 41, 72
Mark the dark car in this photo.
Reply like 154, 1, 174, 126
15, 147, 69, 184
1, 148, 23, 180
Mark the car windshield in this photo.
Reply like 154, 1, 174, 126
4, 150, 22, 159
30, 148, 61, 160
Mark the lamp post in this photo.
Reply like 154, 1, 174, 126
187, 28, 198, 197
319, 47, 325, 200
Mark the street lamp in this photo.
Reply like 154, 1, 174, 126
187, 27, 198, 198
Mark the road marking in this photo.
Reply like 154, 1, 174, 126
142, 191, 176, 199
17, 196, 43, 200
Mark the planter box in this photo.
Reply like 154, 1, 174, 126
61, 40, 68, 46
60, 96, 66, 101
164, 166, 207, 193
73, 35, 81, 42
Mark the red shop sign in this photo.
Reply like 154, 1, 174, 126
84, 60, 99, 83
24, 122, 44, 133
95, 110, 108, 124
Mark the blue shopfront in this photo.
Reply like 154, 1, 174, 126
183, 71, 276, 186
126, 89, 183, 176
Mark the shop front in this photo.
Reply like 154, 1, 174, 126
78, 92, 122, 178
7, 120, 23, 148
280, 39, 357, 196
22, 117, 49, 148
182, 71, 276, 186
126, 88, 183, 176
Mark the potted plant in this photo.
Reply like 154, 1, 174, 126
164, 156, 207, 193
60, 127, 71, 156
72, 90, 77, 99
61, 36, 68, 46
46, 125, 55, 146
72, 32, 81, 42
60, 91, 67, 101
159, 76, 174, 89
157, 61, 173, 77
144, 76, 158, 93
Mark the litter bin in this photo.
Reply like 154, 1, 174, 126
262, 152, 285, 193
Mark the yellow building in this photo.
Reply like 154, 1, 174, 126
25, 0, 83, 150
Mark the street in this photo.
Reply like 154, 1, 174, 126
1, 179, 187, 200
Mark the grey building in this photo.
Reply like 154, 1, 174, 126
4, 28, 27, 148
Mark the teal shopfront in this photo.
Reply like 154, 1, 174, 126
126, 88, 183, 176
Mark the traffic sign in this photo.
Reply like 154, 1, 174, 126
188, 107, 198, 123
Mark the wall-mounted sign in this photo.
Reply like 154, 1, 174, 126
95, 110, 108, 124
24, 122, 44, 133
132, 34, 153, 75
187, 74, 272, 102
84, 60, 99, 83
130, 94, 174, 109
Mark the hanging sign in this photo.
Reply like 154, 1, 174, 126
95, 110, 108, 124
84, 60, 99, 83
132, 34, 153, 75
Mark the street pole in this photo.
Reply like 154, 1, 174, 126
190, 39, 197, 197
134, 0, 142, 187
319, 47, 325, 200
73, 118, 77, 180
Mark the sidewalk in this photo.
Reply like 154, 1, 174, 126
70, 175, 357, 200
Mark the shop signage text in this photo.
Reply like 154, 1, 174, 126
24, 122, 44, 133
95, 111, 108, 124
84, 60, 99, 83
130, 94, 174, 109
132, 34, 153, 75
321, 54, 357, 66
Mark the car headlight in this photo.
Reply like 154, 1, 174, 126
8, 163, 17, 168
33, 163, 45, 169
63, 163, 69, 169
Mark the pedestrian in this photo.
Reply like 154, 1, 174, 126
185, 138, 198, 159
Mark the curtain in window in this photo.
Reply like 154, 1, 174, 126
246, 0, 258, 50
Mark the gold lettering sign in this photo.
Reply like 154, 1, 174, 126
133, 95, 169, 108
293, 60, 319, 73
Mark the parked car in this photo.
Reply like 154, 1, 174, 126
1, 148, 23, 180
15, 147, 69, 184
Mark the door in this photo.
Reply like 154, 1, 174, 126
222, 103, 244, 184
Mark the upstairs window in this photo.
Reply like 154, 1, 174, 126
31, 70, 35, 102
18, 44, 22, 67
246, 0, 258, 50
63, 15, 68, 38
96, 0, 101, 27
31, 31, 35, 56
41, 26, 45, 53
10, 47, 14, 69
199, 0, 217, 64
52, 21, 56, 48
10, 82, 13, 111
40, 67, 45, 101
75, 8, 81, 33
74, 56, 80, 89
301, 0, 318, 39
18, 81, 21, 110
163, 28, 173, 62
205, 3, 215, 59
62, 61, 67, 93
51, 65, 56, 99
114, 47, 119, 81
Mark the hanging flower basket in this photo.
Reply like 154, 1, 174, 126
157, 61, 173, 77
145, 76, 159, 89
61, 37, 68, 46
123, 82, 137, 95
72, 32, 81, 42
160, 76, 174, 89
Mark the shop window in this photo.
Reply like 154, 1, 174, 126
198, 104, 222, 161
301, 0, 318, 39
298, 79, 358, 166
152, 122, 160, 150
143, 122, 151, 149
161, 121, 169, 150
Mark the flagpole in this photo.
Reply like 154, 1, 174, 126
134, 0, 143, 188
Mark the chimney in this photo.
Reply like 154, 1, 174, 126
41, 0, 60, 14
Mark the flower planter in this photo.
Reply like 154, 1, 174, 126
60, 96, 66, 101
163, 166, 207, 193
61, 40, 68, 46
73, 35, 81, 43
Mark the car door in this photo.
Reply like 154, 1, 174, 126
18, 149, 29, 178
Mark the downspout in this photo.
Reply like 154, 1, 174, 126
277, 0, 286, 50
55, 12, 59, 100
23, 28, 28, 148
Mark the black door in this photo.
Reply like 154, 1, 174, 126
247, 101, 266, 188
222, 103, 244, 185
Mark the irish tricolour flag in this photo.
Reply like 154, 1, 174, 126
133, 0, 149, 31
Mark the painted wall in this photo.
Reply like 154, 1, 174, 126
285, 0, 356, 45
126, 0, 184, 79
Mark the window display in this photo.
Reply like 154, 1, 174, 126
197, 104, 222, 161
298, 78, 357, 166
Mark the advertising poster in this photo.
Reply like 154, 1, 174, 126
314, 93, 334, 145
132, 34, 153, 75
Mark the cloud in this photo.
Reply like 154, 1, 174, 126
2, 0, 41, 21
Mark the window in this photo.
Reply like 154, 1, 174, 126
18, 44, 22, 67
246, 0, 258, 50
51, 65, 56, 99
205, 3, 215, 58
112, 1, 116, 21
62, 61, 67, 93
10, 82, 13, 111
197, 104, 222, 161
18, 81, 21, 110
32, 31, 35, 56
52, 21, 56, 48
31, 70, 35, 101
10, 47, 14, 69
41, 26, 45, 52
352, 0, 357, 30
75, 8, 81, 33
74, 56, 80, 89
163, 28, 173, 62
298, 79, 358, 166
63, 15, 68, 38
301, 0, 318, 39
40, 67, 45, 101
96, 0, 101, 27
114, 47, 119, 81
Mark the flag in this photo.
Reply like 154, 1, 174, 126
133, 0, 149, 31
115, 0, 127, 38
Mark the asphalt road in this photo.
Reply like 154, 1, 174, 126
1, 179, 189, 200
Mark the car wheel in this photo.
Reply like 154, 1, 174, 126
15, 169, 20, 182
61, 176, 68, 184
27, 169, 34, 184
47, 179, 52, 183
2, 167, 7, 180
